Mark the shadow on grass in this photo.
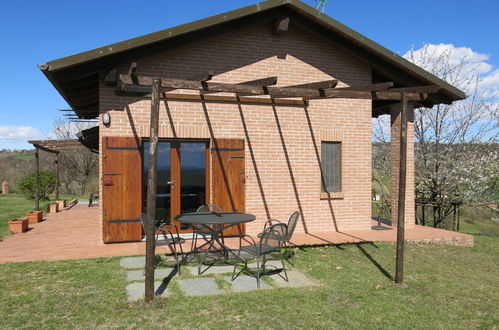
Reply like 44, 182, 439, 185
155, 266, 179, 296
356, 243, 393, 281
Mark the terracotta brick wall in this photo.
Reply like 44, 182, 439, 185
99, 22, 373, 235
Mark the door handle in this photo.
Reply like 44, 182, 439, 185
167, 181, 174, 189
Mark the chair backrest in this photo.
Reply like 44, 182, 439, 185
260, 223, 287, 254
285, 211, 300, 241
196, 204, 222, 213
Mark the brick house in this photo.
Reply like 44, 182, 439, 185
39, 0, 464, 243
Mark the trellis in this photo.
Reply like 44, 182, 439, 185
27, 139, 86, 210
115, 62, 442, 300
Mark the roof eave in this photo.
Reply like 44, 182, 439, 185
38, 0, 465, 107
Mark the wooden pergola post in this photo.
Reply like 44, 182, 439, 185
145, 78, 161, 303
395, 92, 408, 284
35, 147, 40, 210
55, 153, 60, 200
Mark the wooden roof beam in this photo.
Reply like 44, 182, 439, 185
30, 144, 60, 154
119, 74, 268, 95
119, 74, 429, 101
283, 80, 338, 90
318, 89, 428, 101
204, 76, 278, 96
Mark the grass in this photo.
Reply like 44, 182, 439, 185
0, 194, 497, 328
0, 231, 498, 328
0, 193, 84, 241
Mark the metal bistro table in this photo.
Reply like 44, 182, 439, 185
175, 212, 256, 274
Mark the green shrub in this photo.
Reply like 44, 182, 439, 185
18, 172, 55, 200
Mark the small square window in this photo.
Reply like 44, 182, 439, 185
321, 142, 341, 193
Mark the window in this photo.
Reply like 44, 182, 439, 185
321, 142, 341, 193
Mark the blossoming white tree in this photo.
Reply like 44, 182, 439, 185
373, 44, 498, 227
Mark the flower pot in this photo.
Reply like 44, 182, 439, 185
56, 200, 66, 210
27, 211, 43, 223
8, 219, 28, 233
48, 203, 59, 214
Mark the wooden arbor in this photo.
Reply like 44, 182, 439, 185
27, 139, 87, 210
114, 63, 441, 301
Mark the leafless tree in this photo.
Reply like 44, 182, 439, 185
52, 118, 99, 195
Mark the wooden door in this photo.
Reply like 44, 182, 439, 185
212, 139, 246, 236
142, 140, 210, 234
102, 136, 142, 243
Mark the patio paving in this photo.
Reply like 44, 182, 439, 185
120, 256, 313, 301
187, 264, 235, 275
0, 204, 474, 264
126, 281, 170, 302
178, 278, 224, 296
224, 275, 270, 291
126, 268, 176, 281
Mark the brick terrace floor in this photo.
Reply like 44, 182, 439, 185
0, 204, 473, 264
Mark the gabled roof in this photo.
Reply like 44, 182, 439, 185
39, 0, 465, 118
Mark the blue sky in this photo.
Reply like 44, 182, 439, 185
0, 0, 497, 149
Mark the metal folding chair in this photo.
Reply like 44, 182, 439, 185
232, 223, 288, 288
140, 213, 185, 274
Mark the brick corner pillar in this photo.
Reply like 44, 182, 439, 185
2, 181, 8, 194
390, 102, 415, 227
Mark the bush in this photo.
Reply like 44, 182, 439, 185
18, 171, 55, 200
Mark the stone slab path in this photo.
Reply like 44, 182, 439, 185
120, 256, 318, 302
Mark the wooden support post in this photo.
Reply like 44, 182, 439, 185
55, 153, 59, 200
145, 78, 161, 303
395, 92, 408, 285
35, 147, 40, 211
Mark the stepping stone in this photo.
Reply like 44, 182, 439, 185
178, 278, 223, 296
224, 275, 270, 291
120, 256, 178, 270
126, 281, 169, 302
270, 270, 318, 288
126, 268, 179, 282
187, 265, 235, 275
120, 256, 145, 269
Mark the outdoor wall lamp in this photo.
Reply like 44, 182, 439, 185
102, 112, 111, 126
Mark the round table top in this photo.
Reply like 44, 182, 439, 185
174, 212, 256, 225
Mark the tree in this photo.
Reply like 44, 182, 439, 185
373, 44, 499, 226
19, 171, 55, 200
51, 118, 99, 195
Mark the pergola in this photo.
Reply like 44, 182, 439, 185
115, 62, 441, 300
27, 139, 87, 210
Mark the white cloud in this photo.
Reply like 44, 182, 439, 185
0, 126, 44, 142
480, 69, 499, 89
403, 43, 499, 94
404, 43, 491, 71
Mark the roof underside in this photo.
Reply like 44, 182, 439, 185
39, 0, 465, 119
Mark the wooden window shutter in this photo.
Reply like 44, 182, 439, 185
211, 139, 246, 236
102, 136, 143, 243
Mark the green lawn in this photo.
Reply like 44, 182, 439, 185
0, 194, 84, 241
0, 195, 497, 328
0, 232, 498, 328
